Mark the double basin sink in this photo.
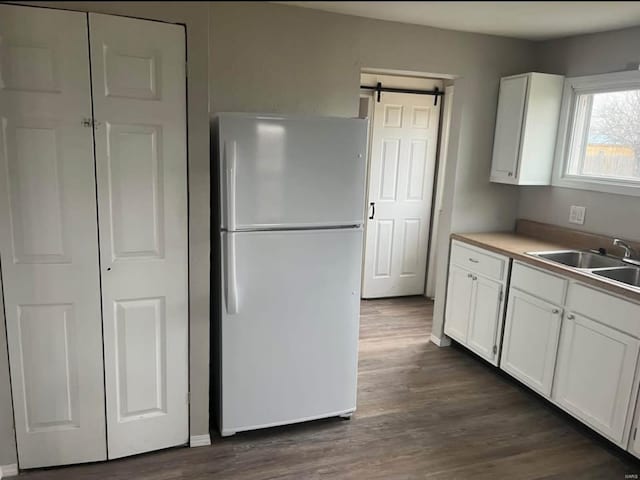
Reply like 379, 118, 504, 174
528, 250, 640, 288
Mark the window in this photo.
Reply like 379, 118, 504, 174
554, 71, 640, 196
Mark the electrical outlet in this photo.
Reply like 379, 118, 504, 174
569, 205, 586, 225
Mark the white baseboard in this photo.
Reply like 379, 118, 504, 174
0, 463, 19, 478
430, 334, 452, 347
189, 434, 211, 448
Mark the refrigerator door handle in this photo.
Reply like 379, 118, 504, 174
226, 234, 239, 315
226, 140, 238, 231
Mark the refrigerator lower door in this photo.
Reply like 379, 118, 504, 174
220, 228, 362, 435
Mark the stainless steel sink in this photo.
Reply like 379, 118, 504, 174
527, 249, 640, 290
593, 267, 640, 288
530, 250, 626, 269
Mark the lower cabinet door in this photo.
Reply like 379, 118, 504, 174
444, 265, 474, 343
628, 404, 640, 458
466, 275, 503, 365
552, 312, 640, 445
500, 289, 562, 396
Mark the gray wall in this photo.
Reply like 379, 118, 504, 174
1, 1, 210, 466
1, 0, 538, 465
209, 1, 536, 342
519, 25, 640, 241
0, 274, 16, 465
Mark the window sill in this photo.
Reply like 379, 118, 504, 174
552, 176, 640, 197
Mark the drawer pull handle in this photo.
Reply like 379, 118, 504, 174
468, 258, 479, 263
567, 314, 575, 320
552, 309, 560, 314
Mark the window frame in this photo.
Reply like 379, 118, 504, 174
553, 70, 640, 197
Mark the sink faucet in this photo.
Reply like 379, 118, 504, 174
613, 238, 637, 259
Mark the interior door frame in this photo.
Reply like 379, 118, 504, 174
359, 76, 443, 299
425, 85, 454, 298
358, 90, 375, 281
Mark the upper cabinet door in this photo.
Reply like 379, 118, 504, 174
0, 5, 106, 468
490, 73, 564, 185
218, 114, 368, 230
490, 75, 528, 182
552, 312, 640, 446
89, 13, 189, 459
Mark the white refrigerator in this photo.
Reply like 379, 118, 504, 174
215, 113, 368, 436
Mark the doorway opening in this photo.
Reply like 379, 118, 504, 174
359, 71, 453, 300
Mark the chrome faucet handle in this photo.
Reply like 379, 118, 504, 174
613, 238, 636, 259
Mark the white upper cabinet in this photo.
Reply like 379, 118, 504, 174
490, 73, 564, 185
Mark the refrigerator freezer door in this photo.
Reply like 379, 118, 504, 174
219, 114, 367, 230
220, 228, 362, 434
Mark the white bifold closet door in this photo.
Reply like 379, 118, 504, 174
0, 5, 188, 468
89, 14, 189, 459
0, 5, 106, 468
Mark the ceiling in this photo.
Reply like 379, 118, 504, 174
275, 2, 640, 40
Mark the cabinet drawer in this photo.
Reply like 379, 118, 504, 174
566, 283, 640, 338
511, 261, 567, 305
450, 241, 507, 282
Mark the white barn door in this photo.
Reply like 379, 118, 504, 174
362, 91, 441, 298
89, 14, 189, 459
0, 5, 106, 468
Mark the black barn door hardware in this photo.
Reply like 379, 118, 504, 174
361, 82, 443, 106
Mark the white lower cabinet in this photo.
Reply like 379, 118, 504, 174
444, 241, 508, 366
552, 312, 640, 446
467, 276, 504, 361
446, 255, 640, 452
443, 265, 474, 343
501, 288, 562, 397
628, 393, 640, 457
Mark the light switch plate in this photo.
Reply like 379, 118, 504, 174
569, 205, 586, 225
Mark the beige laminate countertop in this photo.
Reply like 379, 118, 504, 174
451, 232, 640, 304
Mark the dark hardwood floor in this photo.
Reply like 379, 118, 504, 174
22, 296, 639, 479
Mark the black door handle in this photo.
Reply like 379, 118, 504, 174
369, 202, 375, 220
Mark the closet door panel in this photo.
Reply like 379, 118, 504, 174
89, 13, 188, 459
0, 5, 106, 468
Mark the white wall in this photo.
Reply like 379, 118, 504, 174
519, 25, 640, 241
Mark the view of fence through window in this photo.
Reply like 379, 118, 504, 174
567, 89, 640, 181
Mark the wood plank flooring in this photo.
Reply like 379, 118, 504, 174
22, 296, 639, 479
